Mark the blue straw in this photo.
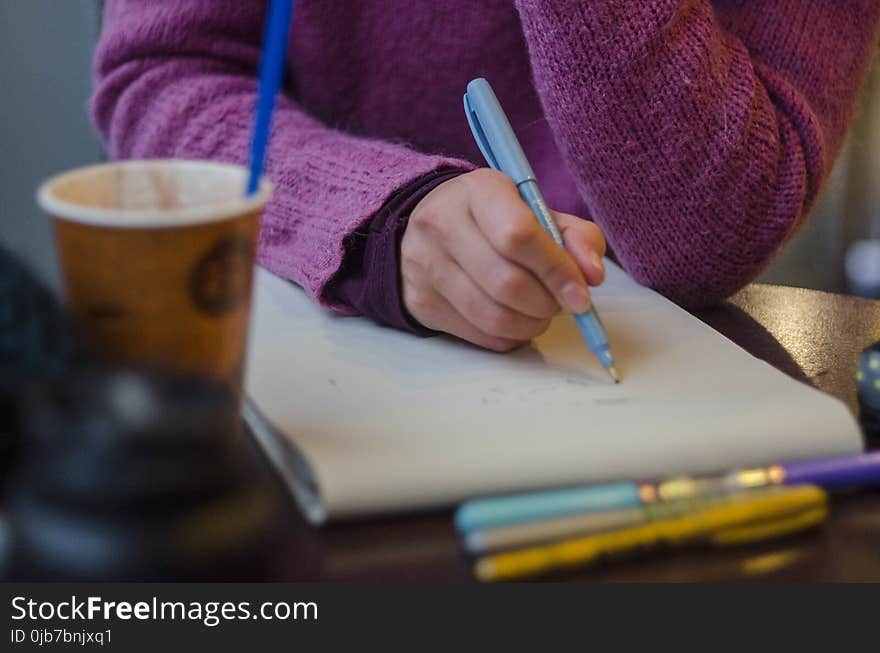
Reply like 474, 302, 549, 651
246, 0, 295, 196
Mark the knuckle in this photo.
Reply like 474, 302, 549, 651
497, 216, 536, 255
410, 204, 446, 235
492, 267, 529, 303
478, 304, 517, 338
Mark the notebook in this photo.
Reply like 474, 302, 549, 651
243, 264, 863, 524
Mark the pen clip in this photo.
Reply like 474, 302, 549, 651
463, 93, 501, 172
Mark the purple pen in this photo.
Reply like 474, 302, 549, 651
775, 451, 880, 489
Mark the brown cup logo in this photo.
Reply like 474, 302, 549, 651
189, 235, 254, 317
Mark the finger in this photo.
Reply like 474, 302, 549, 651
430, 256, 553, 342
554, 212, 606, 286
441, 210, 559, 319
404, 284, 525, 352
468, 174, 592, 313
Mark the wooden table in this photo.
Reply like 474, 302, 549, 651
261, 284, 880, 581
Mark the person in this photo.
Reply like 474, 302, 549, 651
92, 1, 880, 352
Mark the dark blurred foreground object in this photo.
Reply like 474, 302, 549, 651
0, 245, 93, 481
6, 369, 281, 580
858, 341, 880, 442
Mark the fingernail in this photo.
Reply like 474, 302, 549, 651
561, 282, 591, 313
589, 250, 605, 279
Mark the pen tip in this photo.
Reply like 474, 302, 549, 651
608, 366, 621, 384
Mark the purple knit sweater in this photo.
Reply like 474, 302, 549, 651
92, 1, 879, 312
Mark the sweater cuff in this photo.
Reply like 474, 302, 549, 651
324, 168, 467, 336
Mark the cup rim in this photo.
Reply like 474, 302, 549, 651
36, 159, 273, 228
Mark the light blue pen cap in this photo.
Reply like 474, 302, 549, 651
464, 78, 537, 185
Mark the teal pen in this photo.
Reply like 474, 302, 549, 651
455, 482, 641, 533
463, 78, 619, 383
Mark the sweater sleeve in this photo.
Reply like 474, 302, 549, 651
515, 1, 880, 307
91, 0, 473, 313
325, 169, 465, 336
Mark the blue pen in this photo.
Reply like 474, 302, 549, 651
464, 78, 619, 383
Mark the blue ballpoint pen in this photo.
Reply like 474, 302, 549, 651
464, 78, 620, 383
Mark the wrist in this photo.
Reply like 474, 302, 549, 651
324, 168, 468, 335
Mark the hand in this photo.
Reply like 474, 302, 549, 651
401, 168, 606, 352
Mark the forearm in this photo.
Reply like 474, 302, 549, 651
92, 0, 472, 309
516, 0, 880, 306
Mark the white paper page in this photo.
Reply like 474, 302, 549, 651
244, 263, 863, 523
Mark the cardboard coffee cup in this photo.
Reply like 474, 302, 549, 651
37, 159, 272, 391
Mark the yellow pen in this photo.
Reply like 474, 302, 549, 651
473, 485, 827, 582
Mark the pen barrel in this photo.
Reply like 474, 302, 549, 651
518, 181, 614, 369
518, 182, 564, 247
782, 451, 880, 488
454, 482, 640, 532
574, 306, 610, 354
